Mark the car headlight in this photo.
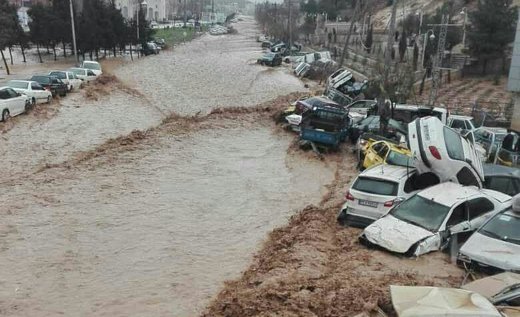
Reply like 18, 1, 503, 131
457, 252, 471, 263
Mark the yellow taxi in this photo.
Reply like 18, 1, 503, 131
360, 139, 412, 170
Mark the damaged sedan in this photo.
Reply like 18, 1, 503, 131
359, 182, 511, 257
408, 116, 484, 188
457, 196, 520, 273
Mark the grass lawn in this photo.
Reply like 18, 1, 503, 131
153, 26, 208, 47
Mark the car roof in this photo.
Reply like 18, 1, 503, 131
483, 163, 520, 178
417, 182, 482, 207
360, 164, 415, 181
0, 86, 11, 90
450, 114, 473, 120
49, 70, 65, 73
7, 80, 31, 83
82, 61, 99, 64
476, 126, 507, 134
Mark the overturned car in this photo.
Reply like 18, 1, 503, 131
359, 182, 511, 257
408, 116, 485, 188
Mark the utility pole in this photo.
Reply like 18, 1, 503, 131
384, 0, 398, 80
428, 14, 448, 107
338, 0, 361, 67
69, 0, 78, 63
288, 0, 292, 54
184, 0, 187, 27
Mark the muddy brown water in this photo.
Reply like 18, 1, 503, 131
0, 17, 335, 316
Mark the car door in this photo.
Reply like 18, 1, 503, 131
466, 197, 496, 231
444, 203, 469, 246
364, 142, 383, 167
30, 82, 42, 100
0, 89, 10, 113
6, 88, 24, 115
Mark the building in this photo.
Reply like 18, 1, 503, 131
115, 0, 166, 21
508, 8, 520, 131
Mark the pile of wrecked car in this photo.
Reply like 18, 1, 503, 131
279, 65, 519, 285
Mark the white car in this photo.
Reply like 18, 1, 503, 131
79, 61, 102, 76
359, 182, 511, 257
0, 86, 31, 121
49, 71, 83, 91
448, 114, 477, 132
461, 272, 520, 307
457, 198, 520, 272
408, 116, 484, 188
6, 80, 52, 105
337, 165, 439, 228
68, 68, 98, 83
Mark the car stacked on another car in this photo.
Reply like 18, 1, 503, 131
6, 80, 52, 105
408, 116, 484, 188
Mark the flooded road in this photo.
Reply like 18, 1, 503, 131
0, 17, 333, 316
0, 16, 305, 182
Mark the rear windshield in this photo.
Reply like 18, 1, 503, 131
49, 72, 66, 79
444, 127, 464, 160
31, 76, 49, 83
83, 62, 101, 70
479, 211, 520, 245
352, 177, 398, 196
7, 81, 28, 89
70, 69, 83, 75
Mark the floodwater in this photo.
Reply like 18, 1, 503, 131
0, 17, 334, 316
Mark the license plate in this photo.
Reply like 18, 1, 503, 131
358, 200, 378, 208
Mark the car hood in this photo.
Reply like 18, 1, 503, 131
363, 215, 434, 254
459, 232, 520, 271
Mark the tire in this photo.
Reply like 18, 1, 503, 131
31, 97, 36, 106
2, 109, 10, 122
47, 96, 51, 103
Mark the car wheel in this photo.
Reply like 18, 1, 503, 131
31, 97, 36, 105
47, 96, 51, 104
2, 109, 10, 122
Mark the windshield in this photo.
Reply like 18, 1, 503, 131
479, 211, 520, 245
265, 53, 276, 58
352, 177, 398, 196
386, 151, 412, 167
390, 194, 451, 231
69, 69, 83, 75
31, 76, 49, 84
7, 81, 28, 89
83, 62, 101, 70
495, 133, 506, 143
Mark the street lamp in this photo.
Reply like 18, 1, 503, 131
421, 29, 435, 70
136, 0, 148, 42
460, 7, 467, 48
69, 0, 78, 63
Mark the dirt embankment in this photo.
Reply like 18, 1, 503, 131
200, 122, 465, 317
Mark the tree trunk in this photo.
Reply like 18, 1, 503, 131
46, 44, 50, 54
129, 44, 133, 61
8, 46, 13, 65
419, 68, 428, 95
89, 51, 93, 60
95, 49, 99, 60
20, 42, 26, 63
0, 50, 10, 75
482, 58, 488, 75
63, 42, 67, 58
52, 45, 57, 61
113, 47, 116, 57
36, 43, 43, 63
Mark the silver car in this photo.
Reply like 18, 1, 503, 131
457, 197, 520, 273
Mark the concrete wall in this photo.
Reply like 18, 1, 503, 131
508, 8, 520, 130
